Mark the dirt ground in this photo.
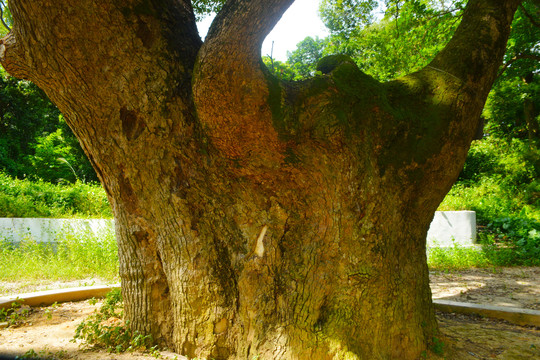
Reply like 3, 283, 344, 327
0, 267, 539, 359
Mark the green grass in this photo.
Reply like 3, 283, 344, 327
0, 226, 118, 288
428, 244, 491, 270
0, 171, 112, 218
428, 237, 540, 270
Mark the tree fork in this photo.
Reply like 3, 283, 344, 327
0, 0, 522, 358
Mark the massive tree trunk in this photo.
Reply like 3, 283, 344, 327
0, 0, 521, 358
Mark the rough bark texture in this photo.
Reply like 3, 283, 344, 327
0, 0, 521, 358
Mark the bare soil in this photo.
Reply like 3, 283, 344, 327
0, 267, 539, 359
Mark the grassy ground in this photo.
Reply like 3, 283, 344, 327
1, 227, 536, 295
0, 227, 118, 295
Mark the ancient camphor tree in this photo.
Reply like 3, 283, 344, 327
0, 0, 522, 358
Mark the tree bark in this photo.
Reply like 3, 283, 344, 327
0, 0, 521, 358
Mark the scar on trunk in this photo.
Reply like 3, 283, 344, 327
120, 107, 146, 141
246, 225, 268, 259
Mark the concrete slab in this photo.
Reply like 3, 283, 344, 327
433, 299, 540, 327
0, 218, 113, 244
0, 285, 120, 310
427, 211, 476, 247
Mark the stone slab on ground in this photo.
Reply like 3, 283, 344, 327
0, 285, 120, 310
433, 299, 540, 327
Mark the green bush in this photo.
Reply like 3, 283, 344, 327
73, 288, 156, 354
440, 137, 540, 222
0, 171, 111, 218
437, 136, 540, 267
480, 217, 540, 265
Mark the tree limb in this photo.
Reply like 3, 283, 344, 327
192, 0, 295, 167
0, 0, 11, 32
426, 0, 522, 91
498, 53, 540, 77
520, 3, 540, 28
204, 0, 294, 56
0, 32, 29, 79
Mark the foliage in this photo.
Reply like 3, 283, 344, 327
482, 2, 540, 144
0, 0, 11, 36
73, 288, 156, 354
498, 2, 540, 81
0, 171, 111, 218
482, 217, 540, 264
438, 136, 540, 265
191, 0, 226, 21
0, 298, 31, 327
17, 348, 68, 360
269, 1, 465, 82
441, 137, 540, 220
0, 68, 98, 183
320, 0, 465, 81
319, 0, 378, 37
286, 36, 326, 80
0, 68, 61, 178
0, 226, 118, 283
262, 56, 296, 81
30, 127, 85, 183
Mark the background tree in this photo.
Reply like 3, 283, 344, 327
0, 1, 521, 359
319, 0, 466, 80
286, 36, 326, 79
0, 67, 98, 182
483, 1, 540, 145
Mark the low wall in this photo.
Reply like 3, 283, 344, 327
1, 211, 476, 247
0, 218, 114, 243
427, 211, 476, 247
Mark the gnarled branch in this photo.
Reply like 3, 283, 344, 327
192, 0, 294, 169
0, 0, 11, 32
498, 53, 540, 77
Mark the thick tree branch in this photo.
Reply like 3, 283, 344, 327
192, 0, 295, 171
205, 0, 294, 56
427, 0, 522, 92
0, 32, 29, 79
342, 0, 523, 216
520, 3, 540, 28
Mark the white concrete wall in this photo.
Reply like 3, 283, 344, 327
0, 218, 114, 243
1, 211, 476, 247
427, 211, 476, 247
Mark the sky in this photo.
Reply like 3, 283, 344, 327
197, 0, 329, 62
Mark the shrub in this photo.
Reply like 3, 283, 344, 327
437, 136, 540, 267
73, 288, 156, 354
0, 171, 111, 218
